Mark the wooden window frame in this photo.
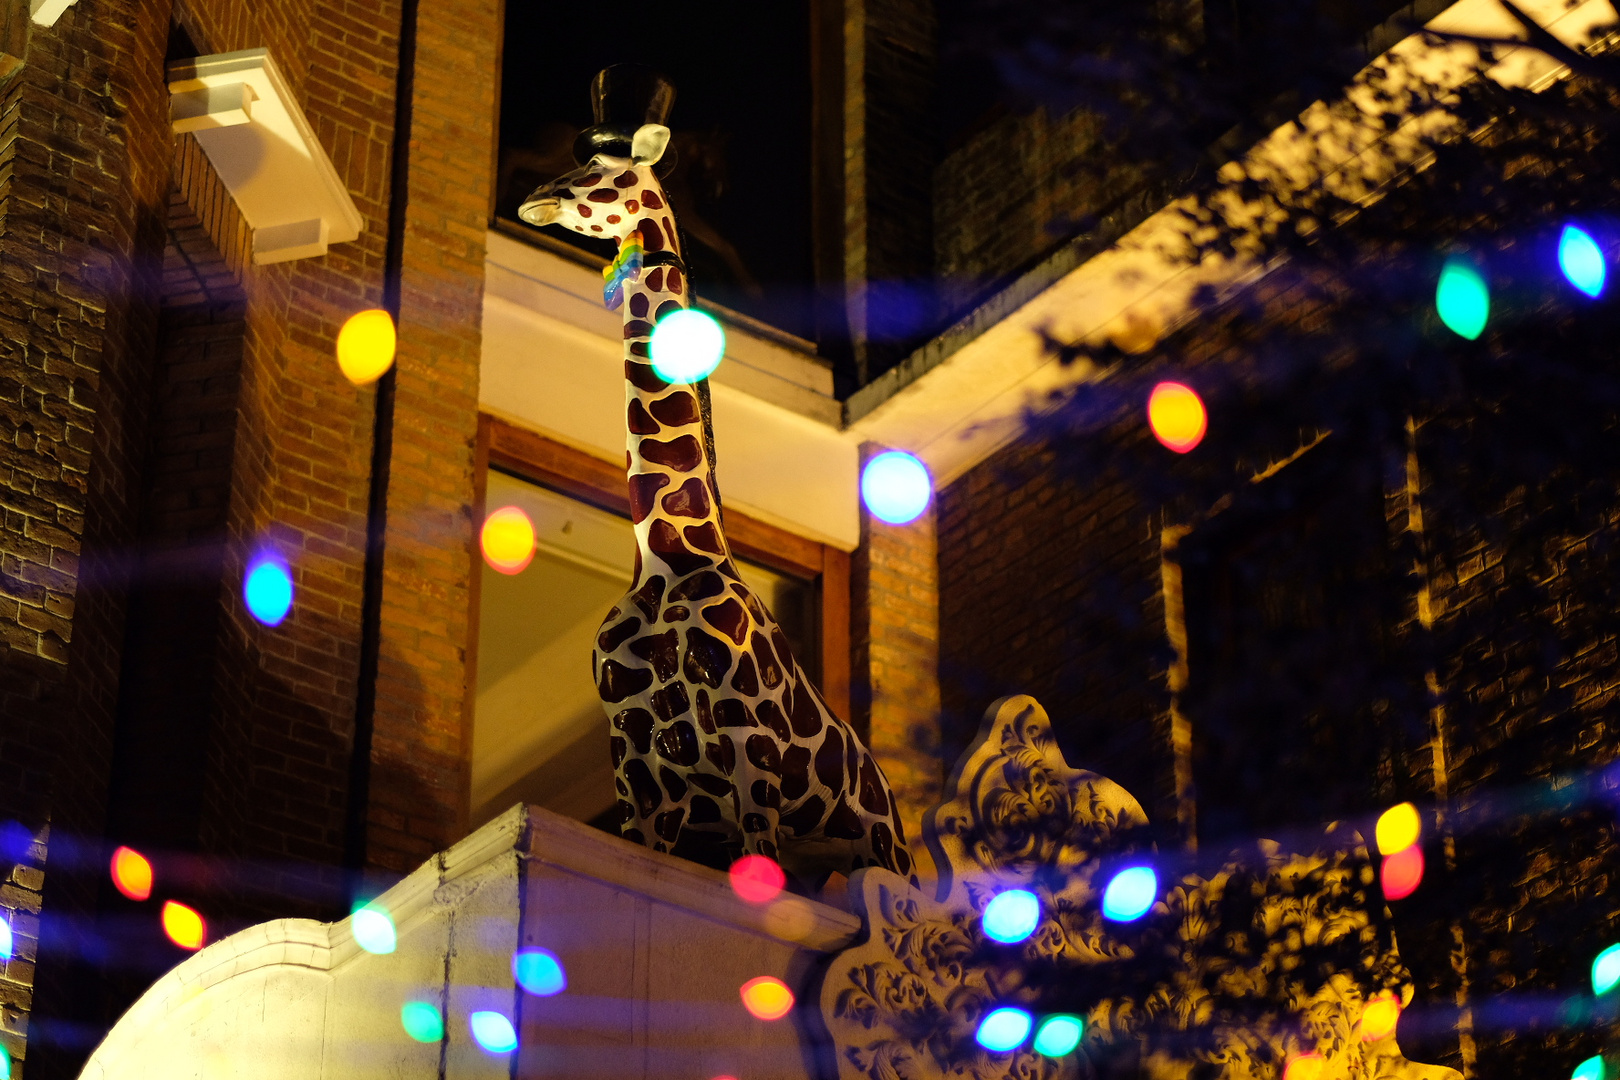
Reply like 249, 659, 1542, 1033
471, 413, 852, 719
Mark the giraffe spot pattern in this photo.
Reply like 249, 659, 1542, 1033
654, 808, 684, 842
649, 391, 699, 426
645, 266, 664, 291
628, 629, 678, 680
614, 170, 638, 188
751, 632, 783, 689
638, 218, 665, 250
689, 795, 722, 823
597, 616, 640, 654
707, 733, 736, 774
669, 569, 724, 602
730, 653, 760, 696
781, 745, 812, 800
788, 681, 823, 738
668, 267, 683, 293
683, 626, 732, 687
714, 698, 754, 728
750, 778, 782, 810
630, 575, 665, 620
745, 735, 781, 774
614, 708, 654, 754
825, 798, 865, 839
610, 735, 628, 767
815, 726, 846, 792
660, 766, 688, 802
626, 361, 668, 392
689, 772, 733, 797
756, 699, 792, 742
651, 682, 690, 722
781, 796, 825, 837
624, 758, 662, 818
640, 435, 702, 471
684, 521, 725, 555
655, 299, 682, 322
743, 812, 771, 833
599, 660, 652, 703
624, 319, 653, 339
628, 473, 669, 524
858, 754, 890, 816
578, 172, 602, 186
625, 200, 639, 213
660, 477, 711, 519
587, 188, 618, 202
662, 604, 689, 623
701, 597, 749, 645
627, 399, 660, 435
641, 189, 664, 208
649, 520, 710, 576
694, 688, 715, 734
578, 203, 592, 217
629, 292, 650, 319
607, 214, 621, 224
656, 720, 700, 766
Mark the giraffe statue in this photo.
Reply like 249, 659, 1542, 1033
519, 66, 915, 886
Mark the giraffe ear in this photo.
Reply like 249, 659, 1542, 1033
631, 123, 671, 166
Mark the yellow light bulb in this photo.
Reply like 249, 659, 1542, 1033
1361, 992, 1402, 1041
336, 309, 397, 385
1375, 802, 1421, 855
481, 506, 536, 575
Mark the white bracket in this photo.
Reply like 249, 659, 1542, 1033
167, 48, 364, 265
29, 0, 78, 27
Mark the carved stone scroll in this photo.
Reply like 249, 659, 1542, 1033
822, 695, 1462, 1080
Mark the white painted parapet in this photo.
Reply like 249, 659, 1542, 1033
77, 806, 861, 1080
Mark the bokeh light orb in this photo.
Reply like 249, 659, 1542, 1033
0, 915, 11, 962
1284, 1051, 1325, 1080
1374, 803, 1421, 856
1361, 991, 1402, 1041
1592, 943, 1620, 996
1101, 866, 1157, 922
469, 1010, 518, 1054
481, 506, 536, 575
650, 308, 726, 383
244, 556, 294, 626
0, 1043, 9, 1080
351, 904, 396, 955
975, 1007, 1033, 1053
400, 1001, 444, 1043
110, 845, 153, 901
1147, 381, 1207, 453
1033, 1014, 1084, 1057
861, 450, 932, 525
740, 975, 795, 1021
1381, 846, 1424, 901
336, 308, 397, 386
1574, 1055, 1608, 1080
161, 900, 207, 951
730, 854, 786, 904
763, 895, 817, 941
1560, 225, 1606, 298
513, 948, 567, 996
982, 889, 1041, 944
1436, 257, 1489, 340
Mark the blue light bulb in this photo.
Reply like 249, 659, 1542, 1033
513, 948, 567, 996
469, 1010, 518, 1054
649, 309, 726, 383
244, 556, 293, 626
1560, 225, 1606, 298
861, 451, 932, 525
350, 904, 396, 955
982, 889, 1040, 944
1101, 866, 1157, 922
975, 1007, 1032, 1052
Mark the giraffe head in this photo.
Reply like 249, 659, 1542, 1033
517, 123, 672, 244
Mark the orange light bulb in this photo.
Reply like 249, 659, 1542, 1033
161, 900, 207, 951
1147, 381, 1208, 453
110, 846, 153, 901
336, 309, 397, 386
481, 506, 536, 575
1361, 991, 1402, 1041
739, 975, 795, 1021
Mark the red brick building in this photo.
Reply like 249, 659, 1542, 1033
0, 0, 1614, 1077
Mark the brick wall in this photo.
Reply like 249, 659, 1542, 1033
852, 443, 944, 851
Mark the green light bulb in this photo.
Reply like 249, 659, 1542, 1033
1436, 257, 1489, 340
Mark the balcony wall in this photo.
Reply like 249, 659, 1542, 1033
76, 806, 860, 1080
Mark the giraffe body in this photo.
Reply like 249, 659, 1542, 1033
521, 148, 915, 885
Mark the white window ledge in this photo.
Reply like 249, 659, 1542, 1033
30, 0, 77, 26
167, 48, 364, 265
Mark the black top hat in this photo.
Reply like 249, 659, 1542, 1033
572, 65, 676, 164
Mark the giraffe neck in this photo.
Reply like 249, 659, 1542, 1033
618, 181, 731, 584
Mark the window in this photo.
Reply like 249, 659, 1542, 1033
468, 417, 847, 830
1178, 441, 1406, 847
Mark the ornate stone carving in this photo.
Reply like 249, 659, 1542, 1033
822, 695, 1461, 1080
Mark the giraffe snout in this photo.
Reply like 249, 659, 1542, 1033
518, 194, 563, 227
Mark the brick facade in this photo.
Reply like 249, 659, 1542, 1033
0, 0, 496, 1070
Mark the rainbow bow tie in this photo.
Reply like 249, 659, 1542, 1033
602, 231, 645, 310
